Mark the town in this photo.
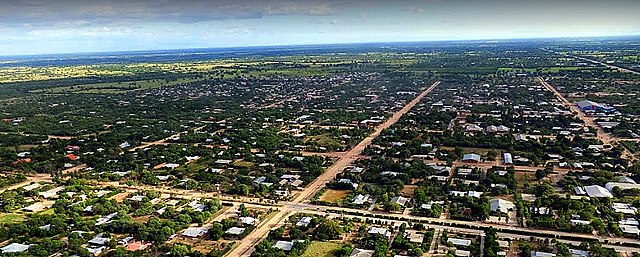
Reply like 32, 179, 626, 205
1, 38, 640, 257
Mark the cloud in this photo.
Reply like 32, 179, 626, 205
0, 0, 346, 27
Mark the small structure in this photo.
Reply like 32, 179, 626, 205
240, 216, 259, 226
296, 216, 313, 227
350, 248, 374, 257
225, 227, 246, 235
390, 196, 410, 207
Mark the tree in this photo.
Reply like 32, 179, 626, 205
314, 219, 343, 240
209, 223, 224, 240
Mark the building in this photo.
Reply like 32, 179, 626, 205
390, 196, 410, 207
367, 227, 391, 238
350, 249, 374, 257
225, 227, 246, 235
490, 198, 515, 213
1, 243, 30, 253
583, 185, 613, 198
296, 216, 313, 227
575, 100, 615, 112
612, 203, 638, 215
273, 240, 303, 251
240, 216, 259, 226
605, 182, 640, 192
531, 251, 556, 257
447, 238, 471, 247
462, 153, 481, 163
404, 230, 424, 243
182, 227, 207, 238
353, 194, 371, 205
503, 153, 513, 165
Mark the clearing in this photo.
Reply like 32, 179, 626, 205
319, 189, 350, 203
301, 241, 343, 257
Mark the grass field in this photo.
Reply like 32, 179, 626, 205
33, 77, 202, 94
300, 241, 342, 257
0, 213, 25, 224
319, 189, 350, 203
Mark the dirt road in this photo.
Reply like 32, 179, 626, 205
538, 77, 614, 144
223, 81, 441, 257
292, 81, 441, 203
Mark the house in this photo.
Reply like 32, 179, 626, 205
583, 185, 613, 198
605, 182, 640, 192
88, 234, 111, 246
457, 168, 473, 176
447, 238, 471, 247
182, 227, 207, 238
38, 186, 65, 199
273, 240, 303, 251
296, 216, 313, 227
225, 227, 246, 235
118, 236, 134, 245
455, 250, 471, 257
462, 154, 481, 163
367, 227, 391, 238
404, 230, 424, 243
390, 196, 410, 207
503, 153, 513, 165
490, 199, 515, 213
350, 167, 365, 173
612, 203, 637, 215
350, 248, 374, 257
570, 219, 590, 226
531, 251, 556, 257
620, 224, 640, 234
86, 246, 107, 256
22, 202, 53, 212
240, 217, 259, 226
338, 178, 359, 189
1, 243, 31, 253
570, 249, 589, 257
353, 194, 371, 205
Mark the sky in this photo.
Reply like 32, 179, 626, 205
0, 0, 639, 55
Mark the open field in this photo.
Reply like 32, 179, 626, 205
0, 213, 25, 224
32, 77, 202, 94
319, 189, 350, 203
300, 241, 343, 257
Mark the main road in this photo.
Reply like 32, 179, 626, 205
538, 77, 615, 144
292, 81, 441, 204
224, 81, 441, 257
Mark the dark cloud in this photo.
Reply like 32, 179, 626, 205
0, 0, 345, 27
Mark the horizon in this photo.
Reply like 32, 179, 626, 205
1, 0, 639, 56
1, 34, 640, 59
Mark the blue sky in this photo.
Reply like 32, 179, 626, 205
0, 0, 639, 55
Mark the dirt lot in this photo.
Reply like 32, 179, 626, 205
319, 189, 350, 203
401, 185, 418, 197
